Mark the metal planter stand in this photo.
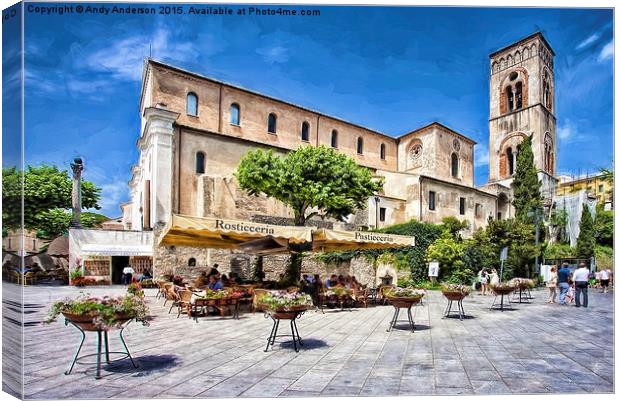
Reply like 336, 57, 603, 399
386, 298, 422, 332
443, 299, 466, 320
64, 318, 138, 379
490, 291, 515, 311
264, 310, 305, 352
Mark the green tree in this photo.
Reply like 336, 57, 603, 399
575, 204, 595, 260
511, 135, 542, 224
440, 216, 470, 240
235, 146, 383, 283
543, 243, 574, 259
2, 165, 101, 232
426, 232, 472, 284
549, 208, 569, 243
36, 209, 110, 239
593, 204, 613, 247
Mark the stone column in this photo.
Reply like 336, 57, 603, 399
70, 158, 84, 228
142, 107, 179, 226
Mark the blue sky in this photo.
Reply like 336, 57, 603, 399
5, 3, 615, 217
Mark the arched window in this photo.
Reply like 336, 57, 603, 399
230, 103, 240, 125
451, 153, 459, 178
267, 113, 277, 134
330, 130, 338, 148
544, 134, 553, 173
301, 122, 310, 141
186, 92, 198, 116
196, 151, 205, 174
507, 147, 514, 176
515, 82, 523, 109
380, 143, 386, 160
506, 86, 514, 111
188, 258, 196, 267
357, 137, 364, 154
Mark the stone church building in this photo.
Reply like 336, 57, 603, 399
109, 32, 557, 282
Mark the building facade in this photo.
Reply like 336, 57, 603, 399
557, 173, 614, 210
112, 32, 560, 280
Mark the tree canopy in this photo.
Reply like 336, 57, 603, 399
575, 204, 595, 260
511, 135, 542, 224
235, 146, 383, 226
2, 165, 102, 237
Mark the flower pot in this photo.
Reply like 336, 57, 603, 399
387, 296, 423, 308
269, 305, 308, 319
491, 287, 514, 296
62, 311, 133, 331
442, 291, 467, 301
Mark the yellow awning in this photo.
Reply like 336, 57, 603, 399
311, 228, 415, 252
158, 214, 313, 253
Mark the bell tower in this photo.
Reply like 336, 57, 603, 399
488, 32, 558, 202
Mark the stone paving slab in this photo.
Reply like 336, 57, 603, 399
1, 282, 614, 398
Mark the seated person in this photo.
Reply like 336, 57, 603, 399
325, 274, 338, 288
142, 270, 152, 280
344, 276, 353, 289
207, 274, 223, 291
221, 274, 229, 285
229, 272, 243, 284
336, 275, 346, 287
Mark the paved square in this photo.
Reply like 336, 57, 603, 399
3, 283, 614, 398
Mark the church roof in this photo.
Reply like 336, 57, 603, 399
489, 31, 555, 58
397, 122, 477, 145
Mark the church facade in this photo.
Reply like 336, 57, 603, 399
117, 32, 557, 278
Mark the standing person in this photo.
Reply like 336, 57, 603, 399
122, 264, 135, 285
546, 265, 558, 304
477, 269, 485, 295
599, 267, 612, 294
572, 263, 590, 308
557, 262, 571, 305
489, 269, 500, 287
480, 269, 489, 295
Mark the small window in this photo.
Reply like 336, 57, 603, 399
331, 130, 338, 148
379, 207, 386, 222
380, 143, 386, 160
32, 239, 36, 249
451, 153, 459, 178
497, 212, 502, 220
599, 184, 604, 193
188, 258, 196, 267
357, 137, 364, 154
459, 197, 466, 215
301, 122, 310, 141
195, 152, 205, 174
515, 82, 523, 109
230, 103, 240, 125
429, 191, 436, 211
186, 92, 198, 116
507, 147, 514, 176
268, 113, 277, 134
475, 203, 482, 218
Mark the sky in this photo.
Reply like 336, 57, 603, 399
2, 2, 614, 217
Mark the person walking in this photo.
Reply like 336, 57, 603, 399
546, 265, 558, 304
599, 268, 612, 293
480, 269, 489, 295
572, 263, 590, 308
557, 262, 571, 305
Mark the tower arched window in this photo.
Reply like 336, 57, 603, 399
330, 130, 338, 148
230, 103, 240, 125
357, 137, 364, 154
515, 82, 523, 109
267, 113, 277, 134
301, 122, 310, 141
451, 153, 459, 178
506, 86, 514, 111
544, 134, 553, 173
380, 144, 386, 160
188, 258, 196, 267
196, 152, 205, 174
507, 147, 514, 176
186, 92, 198, 116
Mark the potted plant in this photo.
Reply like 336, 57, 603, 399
258, 291, 313, 319
46, 293, 149, 331
441, 283, 471, 301
490, 282, 515, 295
508, 277, 535, 290
127, 282, 144, 297
384, 287, 425, 307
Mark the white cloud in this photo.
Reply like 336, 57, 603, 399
83, 28, 202, 81
598, 41, 613, 62
474, 143, 489, 167
576, 33, 601, 50
256, 46, 289, 64
557, 121, 573, 140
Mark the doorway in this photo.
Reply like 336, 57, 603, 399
111, 256, 129, 284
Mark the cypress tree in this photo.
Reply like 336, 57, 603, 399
575, 204, 595, 260
511, 135, 542, 223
